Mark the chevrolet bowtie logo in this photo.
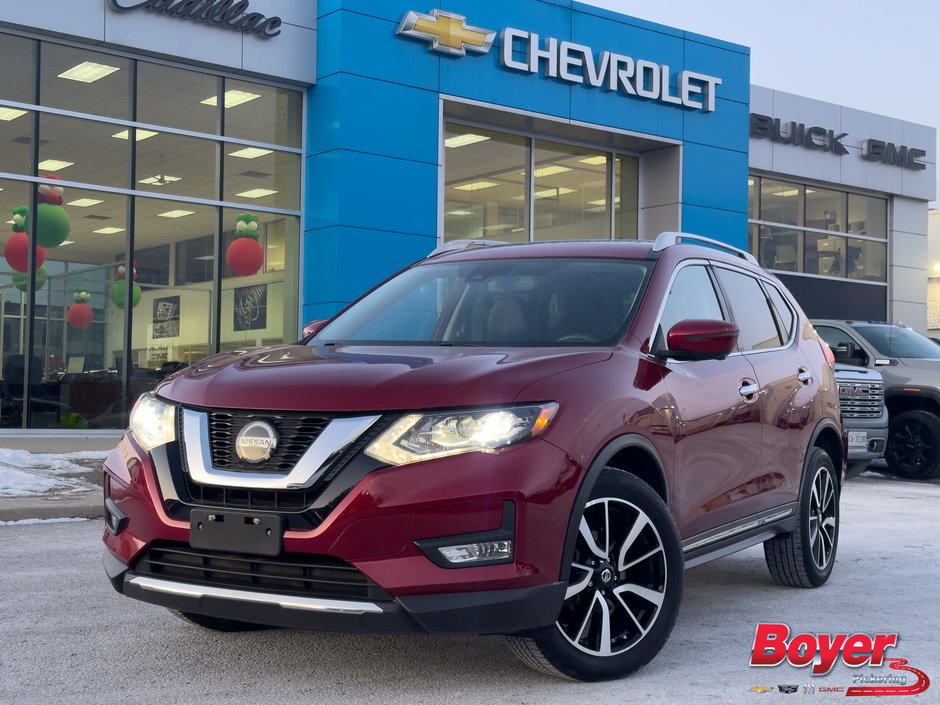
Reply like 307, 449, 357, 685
397, 9, 496, 57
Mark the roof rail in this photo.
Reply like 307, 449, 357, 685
426, 239, 507, 259
651, 231, 759, 265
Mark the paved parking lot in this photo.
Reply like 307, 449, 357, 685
1, 472, 938, 705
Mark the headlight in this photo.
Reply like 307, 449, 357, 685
365, 403, 558, 466
128, 392, 176, 452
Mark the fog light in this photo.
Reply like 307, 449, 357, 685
438, 540, 513, 564
105, 497, 127, 536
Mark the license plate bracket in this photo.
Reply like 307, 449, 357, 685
189, 509, 283, 557
848, 431, 868, 448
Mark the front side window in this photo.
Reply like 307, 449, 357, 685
658, 264, 725, 338
316, 258, 650, 346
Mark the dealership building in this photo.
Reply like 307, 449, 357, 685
0, 0, 935, 430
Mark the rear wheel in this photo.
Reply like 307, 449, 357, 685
885, 410, 940, 480
171, 610, 271, 632
764, 448, 839, 588
507, 469, 683, 681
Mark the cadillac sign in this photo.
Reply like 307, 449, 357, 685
106, 0, 283, 38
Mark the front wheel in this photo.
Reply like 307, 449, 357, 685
764, 448, 839, 588
885, 410, 940, 480
507, 469, 683, 681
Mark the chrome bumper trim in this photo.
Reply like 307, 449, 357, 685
127, 576, 384, 614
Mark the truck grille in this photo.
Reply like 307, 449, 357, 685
134, 543, 392, 602
838, 381, 884, 418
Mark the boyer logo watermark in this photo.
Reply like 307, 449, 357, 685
749, 623, 930, 697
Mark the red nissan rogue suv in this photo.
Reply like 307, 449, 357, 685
102, 233, 844, 681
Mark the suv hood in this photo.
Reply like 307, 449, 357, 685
157, 344, 612, 412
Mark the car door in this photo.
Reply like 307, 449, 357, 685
653, 262, 764, 538
712, 267, 816, 510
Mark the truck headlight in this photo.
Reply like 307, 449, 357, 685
128, 392, 176, 452
365, 403, 558, 466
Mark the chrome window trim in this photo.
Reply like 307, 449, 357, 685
127, 576, 384, 615
181, 409, 381, 490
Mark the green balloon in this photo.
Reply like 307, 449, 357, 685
32, 203, 71, 248
11, 265, 47, 292
111, 281, 141, 309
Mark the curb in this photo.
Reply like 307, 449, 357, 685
0, 491, 102, 523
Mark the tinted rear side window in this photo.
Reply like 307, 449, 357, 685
713, 268, 783, 351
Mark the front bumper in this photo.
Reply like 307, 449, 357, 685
844, 407, 889, 463
102, 430, 580, 634
103, 550, 565, 634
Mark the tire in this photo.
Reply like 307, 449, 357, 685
764, 448, 839, 588
507, 469, 683, 681
884, 410, 940, 480
170, 610, 271, 632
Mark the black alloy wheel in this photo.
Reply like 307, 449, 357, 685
885, 410, 940, 480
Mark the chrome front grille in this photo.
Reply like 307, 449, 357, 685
838, 381, 884, 418
206, 410, 332, 473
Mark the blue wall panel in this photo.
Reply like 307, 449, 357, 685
305, 0, 752, 315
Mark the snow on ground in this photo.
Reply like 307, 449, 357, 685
0, 449, 110, 497
0, 517, 89, 526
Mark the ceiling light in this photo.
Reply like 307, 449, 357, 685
534, 187, 577, 199
194, 255, 215, 261
447, 209, 473, 216
444, 133, 490, 148
66, 198, 104, 208
112, 129, 159, 141
37, 159, 74, 172
229, 147, 273, 159
533, 165, 572, 178
934, 263, 940, 273
236, 188, 278, 199
57, 61, 121, 83
453, 180, 499, 191
158, 210, 195, 219
578, 156, 607, 166
138, 175, 182, 185
94, 227, 125, 235
59, 240, 75, 246
775, 189, 800, 197
0, 107, 27, 121
748, 178, 755, 186
587, 197, 620, 207
201, 90, 262, 108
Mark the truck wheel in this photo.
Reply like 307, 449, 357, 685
764, 448, 839, 588
506, 469, 683, 681
885, 410, 940, 480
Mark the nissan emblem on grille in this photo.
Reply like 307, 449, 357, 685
235, 421, 278, 463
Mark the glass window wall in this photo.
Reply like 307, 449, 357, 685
0, 32, 303, 429
443, 123, 639, 243
748, 174, 888, 284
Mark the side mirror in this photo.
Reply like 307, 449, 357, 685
661, 319, 739, 361
298, 319, 328, 343
301, 319, 327, 338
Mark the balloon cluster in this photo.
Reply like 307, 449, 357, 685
67, 288, 93, 329
3, 175, 72, 292
226, 213, 263, 276
111, 261, 141, 309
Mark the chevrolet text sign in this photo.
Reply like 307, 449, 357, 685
501, 29, 722, 112
397, 10, 723, 113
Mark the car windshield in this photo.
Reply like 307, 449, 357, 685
853, 325, 940, 359
313, 258, 650, 346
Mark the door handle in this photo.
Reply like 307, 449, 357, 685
739, 382, 759, 398
797, 367, 812, 384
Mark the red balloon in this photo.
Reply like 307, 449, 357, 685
4, 232, 47, 273
67, 302, 94, 329
226, 236, 264, 276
